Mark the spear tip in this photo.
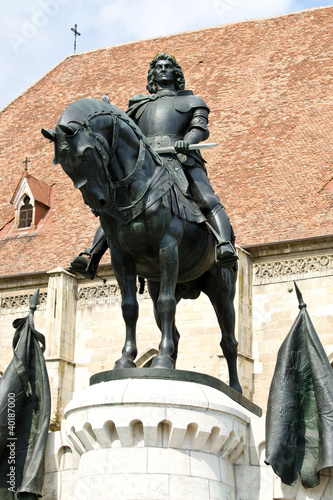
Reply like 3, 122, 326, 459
29, 288, 40, 311
294, 281, 307, 309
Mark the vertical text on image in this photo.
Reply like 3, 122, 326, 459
7, 392, 16, 493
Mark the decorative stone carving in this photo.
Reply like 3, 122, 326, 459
253, 254, 333, 285
1, 292, 47, 313
78, 283, 120, 304
77, 282, 150, 305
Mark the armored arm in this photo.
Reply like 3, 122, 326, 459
175, 107, 210, 153
184, 108, 209, 142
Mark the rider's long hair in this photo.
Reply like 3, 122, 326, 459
146, 53, 185, 94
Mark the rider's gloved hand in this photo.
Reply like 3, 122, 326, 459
174, 140, 190, 154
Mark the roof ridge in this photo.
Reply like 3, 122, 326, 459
1, 6, 333, 113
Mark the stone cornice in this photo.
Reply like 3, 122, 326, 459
243, 236, 333, 285
244, 235, 333, 259
0, 271, 49, 291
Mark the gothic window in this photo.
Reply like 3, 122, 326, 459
7, 171, 53, 236
18, 196, 33, 228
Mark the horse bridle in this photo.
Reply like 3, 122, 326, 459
81, 114, 116, 203
83, 110, 162, 210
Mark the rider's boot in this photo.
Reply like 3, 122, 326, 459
205, 204, 238, 269
69, 226, 108, 280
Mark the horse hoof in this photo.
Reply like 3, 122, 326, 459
150, 354, 175, 369
114, 358, 137, 369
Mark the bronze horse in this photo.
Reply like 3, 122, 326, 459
42, 98, 242, 393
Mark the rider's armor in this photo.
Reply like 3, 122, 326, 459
127, 89, 238, 261
127, 89, 208, 169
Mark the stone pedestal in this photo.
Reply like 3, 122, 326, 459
63, 370, 261, 500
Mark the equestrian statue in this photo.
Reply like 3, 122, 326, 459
41, 53, 242, 393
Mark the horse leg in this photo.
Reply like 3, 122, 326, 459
219, 301, 242, 394
111, 246, 138, 369
148, 280, 181, 367
172, 288, 182, 365
200, 266, 242, 393
150, 236, 179, 369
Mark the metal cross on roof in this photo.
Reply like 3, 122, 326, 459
22, 157, 30, 172
71, 24, 81, 53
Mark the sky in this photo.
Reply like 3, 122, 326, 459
0, 0, 332, 110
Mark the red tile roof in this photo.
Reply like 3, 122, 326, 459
10, 172, 52, 207
0, 7, 332, 276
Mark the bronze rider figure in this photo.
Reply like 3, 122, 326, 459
70, 53, 238, 279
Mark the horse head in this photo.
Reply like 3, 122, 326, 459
42, 99, 114, 210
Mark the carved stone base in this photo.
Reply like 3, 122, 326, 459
64, 372, 261, 500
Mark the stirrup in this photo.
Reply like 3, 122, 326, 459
215, 241, 238, 269
69, 252, 100, 280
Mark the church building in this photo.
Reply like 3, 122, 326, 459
0, 6, 332, 499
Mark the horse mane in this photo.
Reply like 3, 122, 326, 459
59, 97, 162, 165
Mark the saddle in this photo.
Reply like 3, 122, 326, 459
92, 154, 206, 227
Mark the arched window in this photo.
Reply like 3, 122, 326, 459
18, 196, 33, 228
